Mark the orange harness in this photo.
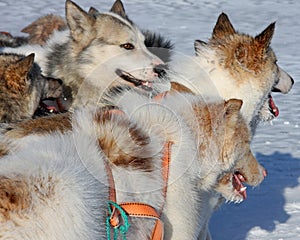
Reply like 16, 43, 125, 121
105, 141, 173, 240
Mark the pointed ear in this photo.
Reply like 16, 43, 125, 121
194, 40, 207, 56
224, 99, 243, 122
65, 0, 95, 43
15, 53, 35, 77
88, 6, 100, 17
110, 0, 127, 19
212, 13, 236, 39
255, 22, 275, 49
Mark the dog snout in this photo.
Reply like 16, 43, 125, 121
154, 64, 168, 78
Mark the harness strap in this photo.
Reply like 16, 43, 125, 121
110, 202, 164, 240
105, 138, 172, 240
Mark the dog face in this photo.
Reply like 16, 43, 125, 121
65, 0, 164, 94
190, 98, 256, 190
216, 150, 266, 203
0, 53, 63, 122
194, 13, 294, 127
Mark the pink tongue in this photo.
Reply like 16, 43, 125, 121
233, 173, 247, 199
269, 95, 279, 117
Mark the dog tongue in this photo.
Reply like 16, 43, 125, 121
233, 173, 247, 199
269, 95, 279, 117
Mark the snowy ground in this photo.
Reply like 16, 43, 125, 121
1, 0, 299, 239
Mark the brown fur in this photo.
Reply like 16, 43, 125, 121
2, 112, 72, 139
192, 99, 250, 166
0, 176, 31, 220
209, 13, 277, 78
95, 109, 155, 171
170, 82, 195, 95
0, 145, 9, 158
21, 14, 67, 46
0, 53, 63, 123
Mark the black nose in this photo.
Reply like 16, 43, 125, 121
154, 64, 168, 78
291, 76, 295, 85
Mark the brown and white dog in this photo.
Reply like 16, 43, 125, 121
168, 13, 293, 240
1, 0, 167, 111
0, 85, 255, 239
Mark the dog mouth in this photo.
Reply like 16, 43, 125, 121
232, 171, 247, 200
268, 94, 279, 117
115, 69, 153, 91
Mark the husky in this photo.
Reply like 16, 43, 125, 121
169, 13, 293, 240
0, 53, 62, 123
0, 83, 257, 239
171, 13, 294, 135
1, 0, 170, 111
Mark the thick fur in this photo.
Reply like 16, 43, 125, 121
168, 13, 293, 240
0, 87, 254, 239
0, 114, 109, 239
1, 0, 169, 111
102, 88, 256, 239
171, 13, 293, 135
0, 32, 28, 48
0, 53, 62, 123
21, 14, 67, 46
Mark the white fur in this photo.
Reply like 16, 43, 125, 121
0, 124, 108, 239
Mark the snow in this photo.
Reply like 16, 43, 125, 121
1, 0, 299, 239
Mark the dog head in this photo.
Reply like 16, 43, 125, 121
194, 13, 294, 130
0, 53, 63, 122
192, 98, 256, 190
65, 0, 165, 96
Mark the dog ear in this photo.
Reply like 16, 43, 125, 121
15, 53, 35, 78
65, 0, 96, 43
255, 22, 275, 50
110, 0, 127, 19
223, 99, 243, 123
194, 40, 207, 56
5, 53, 35, 93
212, 13, 236, 39
88, 7, 100, 18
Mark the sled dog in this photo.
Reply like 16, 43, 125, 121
169, 13, 293, 240
0, 53, 62, 123
1, 0, 168, 111
0, 85, 257, 239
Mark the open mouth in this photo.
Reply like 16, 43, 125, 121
232, 171, 247, 200
268, 94, 279, 117
115, 69, 153, 91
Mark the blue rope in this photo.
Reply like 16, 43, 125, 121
106, 201, 131, 240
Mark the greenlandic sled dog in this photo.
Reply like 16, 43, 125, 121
1, 0, 165, 111
171, 13, 294, 135
0, 86, 256, 239
0, 53, 62, 123
169, 13, 293, 240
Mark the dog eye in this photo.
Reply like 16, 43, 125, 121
120, 43, 135, 50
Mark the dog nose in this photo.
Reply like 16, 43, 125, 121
291, 76, 294, 85
154, 64, 168, 78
